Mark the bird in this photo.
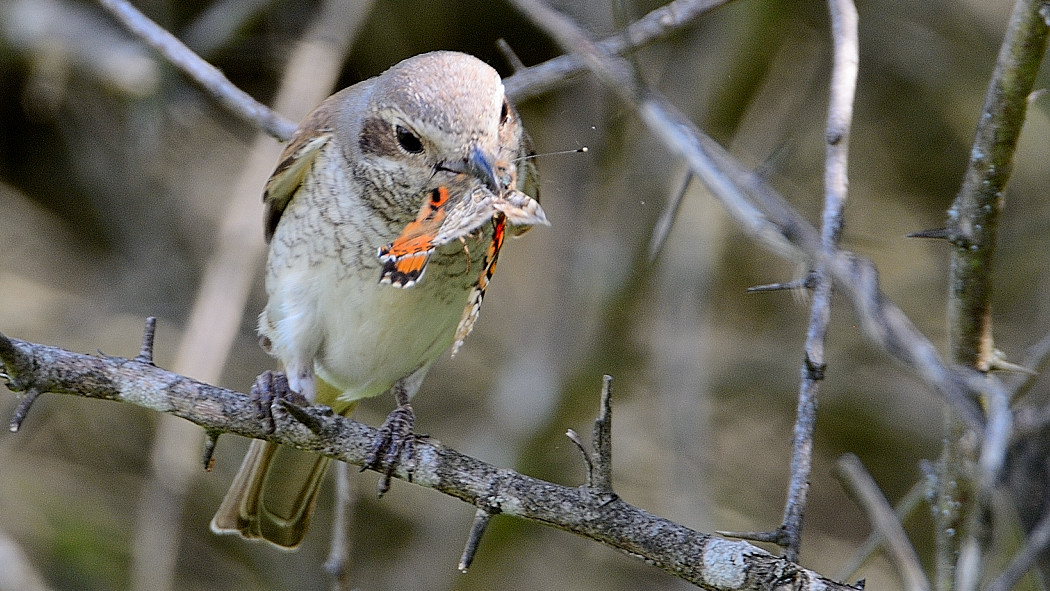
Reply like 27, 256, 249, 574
210, 51, 545, 548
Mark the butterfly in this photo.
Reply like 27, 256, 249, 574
377, 176, 547, 353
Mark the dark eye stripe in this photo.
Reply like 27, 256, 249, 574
359, 117, 401, 157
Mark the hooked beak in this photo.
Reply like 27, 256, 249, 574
441, 144, 500, 193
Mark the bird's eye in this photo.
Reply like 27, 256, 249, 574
499, 100, 510, 126
395, 125, 424, 154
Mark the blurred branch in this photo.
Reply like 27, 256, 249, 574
98, 0, 731, 139
0, 529, 53, 591
984, 493, 1050, 591
835, 479, 925, 581
180, 0, 279, 58
0, 331, 858, 591
506, 0, 985, 428
1, 0, 160, 102
776, 0, 859, 563
504, 0, 732, 102
834, 454, 931, 591
96, 0, 297, 140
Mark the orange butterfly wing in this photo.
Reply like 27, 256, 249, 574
378, 186, 451, 287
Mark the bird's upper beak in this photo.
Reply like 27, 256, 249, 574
443, 144, 501, 193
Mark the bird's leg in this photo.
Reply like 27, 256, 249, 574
363, 380, 417, 496
250, 369, 308, 434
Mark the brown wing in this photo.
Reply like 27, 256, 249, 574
262, 129, 331, 243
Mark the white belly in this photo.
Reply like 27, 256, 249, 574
311, 253, 469, 400
261, 219, 483, 405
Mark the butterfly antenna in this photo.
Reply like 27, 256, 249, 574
515, 147, 588, 163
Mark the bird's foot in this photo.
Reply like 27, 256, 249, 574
363, 403, 418, 496
250, 370, 308, 434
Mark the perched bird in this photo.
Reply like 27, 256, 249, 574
210, 51, 544, 548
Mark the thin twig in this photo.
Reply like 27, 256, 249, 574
504, 0, 732, 102
8, 388, 41, 433
834, 454, 931, 591
96, 0, 297, 140
777, 0, 859, 562
0, 333, 857, 590
835, 478, 925, 581
946, 0, 1050, 373
648, 171, 692, 263
565, 428, 594, 486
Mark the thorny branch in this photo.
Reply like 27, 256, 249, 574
776, 0, 859, 563
937, 0, 1049, 587
0, 331, 856, 591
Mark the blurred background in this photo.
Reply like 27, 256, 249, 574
1, 0, 1049, 589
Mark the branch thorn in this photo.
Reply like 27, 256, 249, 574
202, 430, 220, 471
748, 273, 817, 293
9, 388, 42, 433
988, 348, 1037, 375
135, 317, 158, 365
716, 528, 789, 546
906, 227, 951, 240
459, 508, 495, 572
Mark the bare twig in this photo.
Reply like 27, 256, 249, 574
96, 0, 297, 140
835, 478, 925, 581
8, 388, 41, 433
504, 0, 732, 102
946, 0, 1050, 373
565, 375, 617, 498
495, 38, 527, 74
834, 454, 931, 591
648, 172, 693, 262
776, 0, 859, 562
0, 332, 857, 591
